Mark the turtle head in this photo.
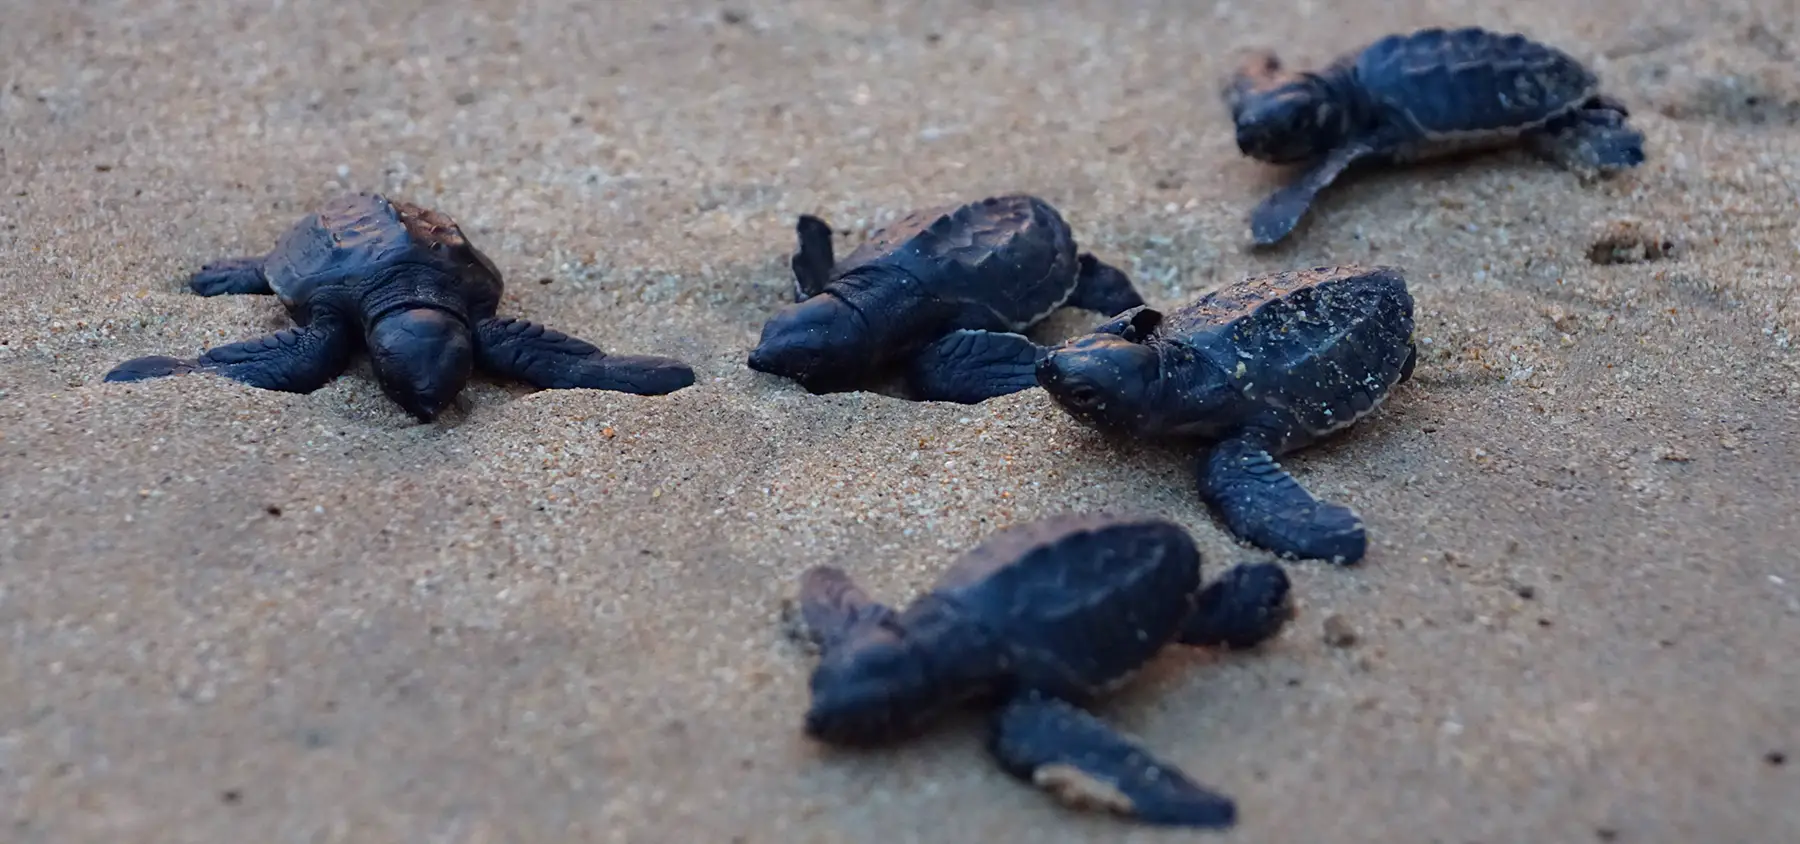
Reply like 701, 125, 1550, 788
803, 604, 1001, 746
1036, 316, 1171, 435
367, 308, 474, 422
1226, 52, 1350, 164
747, 293, 871, 392
803, 624, 946, 745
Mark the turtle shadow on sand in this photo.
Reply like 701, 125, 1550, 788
104, 193, 698, 424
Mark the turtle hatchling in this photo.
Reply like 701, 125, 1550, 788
1224, 26, 1647, 245
793, 512, 1296, 828
106, 193, 695, 420
1036, 265, 1415, 565
747, 194, 1145, 404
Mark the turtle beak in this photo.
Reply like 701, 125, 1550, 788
745, 343, 789, 376
400, 390, 455, 422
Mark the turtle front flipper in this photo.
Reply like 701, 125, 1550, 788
989, 692, 1239, 829
106, 320, 356, 394
1249, 139, 1375, 246
1090, 306, 1163, 343
187, 256, 273, 297
796, 566, 898, 653
790, 214, 836, 302
1526, 106, 1646, 174
1066, 254, 1146, 317
1197, 433, 1367, 564
905, 329, 1044, 404
1178, 561, 1296, 649
474, 317, 696, 396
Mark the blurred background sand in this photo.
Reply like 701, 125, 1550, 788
2, 1, 1796, 842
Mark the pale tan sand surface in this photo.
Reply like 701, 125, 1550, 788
2, 1, 1798, 841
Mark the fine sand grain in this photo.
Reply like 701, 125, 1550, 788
2, 1, 1797, 842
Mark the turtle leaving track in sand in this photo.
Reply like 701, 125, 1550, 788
794, 512, 1296, 828
747, 194, 1145, 404
105, 193, 695, 421
1224, 26, 1647, 245
1036, 265, 1416, 565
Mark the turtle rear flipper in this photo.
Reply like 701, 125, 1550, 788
475, 317, 695, 396
796, 566, 898, 653
1065, 254, 1145, 317
107, 320, 356, 394
1250, 139, 1376, 246
188, 256, 273, 297
1178, 561, 1296, 649
790, 214, 836, 302
905, 329, 1044, 404
989, 692, 1239, 828
1197, 433, 1367, 565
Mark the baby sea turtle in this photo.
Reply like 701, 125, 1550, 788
794, 512, 1295, 828
105, 193, 695, 420
747, 194, 1145, 404
1225, 26, 1647, 245
1036, 265, 1415, 565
